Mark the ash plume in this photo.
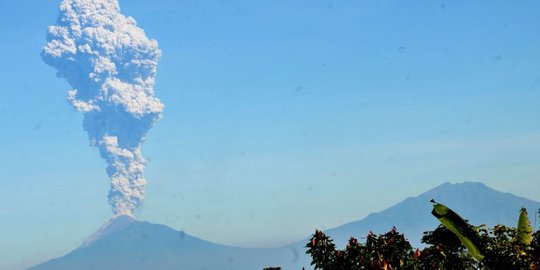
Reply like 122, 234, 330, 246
42, 0, 163, 216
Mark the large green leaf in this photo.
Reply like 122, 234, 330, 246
431, 200, 485, 261
517, 207, 532, 245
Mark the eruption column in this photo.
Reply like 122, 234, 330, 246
42, 0, 163, 216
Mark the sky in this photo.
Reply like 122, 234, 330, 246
1, 0, 540, 269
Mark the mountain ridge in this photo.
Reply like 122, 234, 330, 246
323, 181, 540, 248
29, 181, 540, 270
29, 217, 299, 270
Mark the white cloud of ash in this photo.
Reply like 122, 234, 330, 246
42, 0, 163, 216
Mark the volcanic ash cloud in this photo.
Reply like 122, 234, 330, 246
42, 0, 163, 216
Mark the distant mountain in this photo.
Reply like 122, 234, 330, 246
29, 182, 540, 270
29, 216, 304, 270
323, 182, 540, 248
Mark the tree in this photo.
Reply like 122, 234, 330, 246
431, 204, 540, 269
300, 205, 540, 270
418, 225, 477, 270
306, 228, 419, 270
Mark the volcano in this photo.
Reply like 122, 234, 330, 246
29, 182, 540, 270
28, 216, 303, 270
318, 182, 540, 248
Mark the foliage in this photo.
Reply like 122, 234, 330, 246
306, 228, 419, 270
418, 225, 477, 270
518, 208, 533, 245
476, 224, 539, 269
430, 204, 540, 270
302, 207, 540, 270
430, 200, 484, 261
305, 230, 337, 269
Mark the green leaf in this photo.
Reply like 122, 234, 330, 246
517, 207, 532, 245
431, 201, 485, 261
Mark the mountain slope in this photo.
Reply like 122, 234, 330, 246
29, 182, 540, 270
29, 218, 303, 270
323, 182, 540, 248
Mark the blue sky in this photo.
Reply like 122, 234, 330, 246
1, 0, 540, 269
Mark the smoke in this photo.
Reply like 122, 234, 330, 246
42, 0, 163, 216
